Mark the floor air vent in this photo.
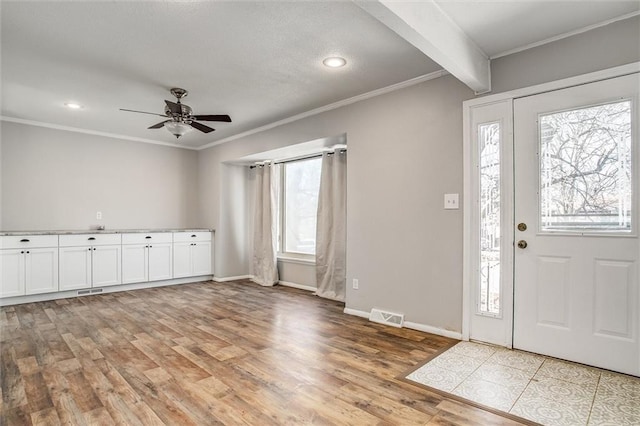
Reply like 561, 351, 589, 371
369, 308, 404, 328
77, 288, 103, 296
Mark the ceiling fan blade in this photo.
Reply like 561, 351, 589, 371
120, 108, 167, 117
165, 100, 182, 115
148, 120, 170, 129
193, 114, 232, 122
191, 121, 215, 133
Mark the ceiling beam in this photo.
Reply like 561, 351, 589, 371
356, 0, 491, 94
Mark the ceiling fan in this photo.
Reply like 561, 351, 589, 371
120, 88, 231, 138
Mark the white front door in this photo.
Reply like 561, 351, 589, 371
513, 73, 639, 376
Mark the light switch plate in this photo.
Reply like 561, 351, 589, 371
444, 193, 459, 209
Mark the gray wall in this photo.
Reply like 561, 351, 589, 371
1, 15, 635, 334
198, 15, 639, 334
198, 74, 473, 333
1, 122, 199, 230
491, 15, 640, 93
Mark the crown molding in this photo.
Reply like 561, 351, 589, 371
1, 69, 448, 152
0, 116, 196, 150
196, 69, 449, 151
490, 11, 640, 60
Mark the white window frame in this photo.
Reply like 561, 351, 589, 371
276, 156, 322, 262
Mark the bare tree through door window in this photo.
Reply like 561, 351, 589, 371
479, 122, 501, 315
540, 100, 632, 232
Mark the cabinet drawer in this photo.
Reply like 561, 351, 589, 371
122, 232, 173, 244
173, 231, 212, 243
59, 234, 122, 247
1, 235, 59, 249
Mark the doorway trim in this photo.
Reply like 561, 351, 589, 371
462, 62, 640, 344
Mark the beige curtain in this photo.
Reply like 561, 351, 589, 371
315, 151, 347, 301
252, 163, 279, 286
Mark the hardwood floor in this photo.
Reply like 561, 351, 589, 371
1, 280, 525, 425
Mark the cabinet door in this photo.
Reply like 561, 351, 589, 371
92, 245, 122, 288
122, 244, 148, 284
148, 243, 172, 282
0, 249, 26, 297
192, 242, 212, 276
173, 242, 192, 278
25, 248, 59, 295
59, 246, 92, 291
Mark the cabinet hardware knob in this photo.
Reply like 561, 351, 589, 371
93, 248, 96, 251
26, 251, 30, 254
20, 239, 30, 242
191, 235, 196, 237
149, 245, 152, 248
88, 248, 91, 251
21, 251, 24, 254
88, 237, 96, 240
145, 236, 152, 239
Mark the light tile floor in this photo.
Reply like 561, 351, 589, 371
406, 341, 640, 426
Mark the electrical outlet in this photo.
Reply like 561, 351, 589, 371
444, 193, 459, 209
96, 211, 102, 220
352, 278, 359, 290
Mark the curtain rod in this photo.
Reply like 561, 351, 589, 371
249, 149, 346, 169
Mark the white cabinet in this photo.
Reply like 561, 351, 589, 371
173, 232, 212, 278
59, 234, 122, 290
1, 229, 213, 301
26, 248, 60, 294
1, 236, 58, 297
122, 233, 173, 284
149, 243, 173, 281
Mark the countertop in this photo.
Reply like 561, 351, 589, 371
0, 229, 214, 236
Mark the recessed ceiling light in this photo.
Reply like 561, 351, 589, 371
64, 102, 83, 109
323, 57, 347, 68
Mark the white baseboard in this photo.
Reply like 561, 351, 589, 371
212, 275, 252, 282
403, 321, 463, 340
278, 280, 316, 292
0, 276, 213, 307
343, 307, 370, 319
343, 307, 462, 340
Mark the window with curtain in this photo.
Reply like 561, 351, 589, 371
278, 157, 322, 257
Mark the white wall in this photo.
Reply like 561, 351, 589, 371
1, 122, 199, 230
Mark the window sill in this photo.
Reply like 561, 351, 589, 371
277, 255, 316, 266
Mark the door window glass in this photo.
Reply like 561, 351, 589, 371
540, 100, 632, 232
479, 122, 501, 315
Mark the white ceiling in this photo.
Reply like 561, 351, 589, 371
2, 1, 638, 149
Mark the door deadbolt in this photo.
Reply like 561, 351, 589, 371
517, 223, 527, 232
517, 240, 528, 249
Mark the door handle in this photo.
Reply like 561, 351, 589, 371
517, 223, 527, 232
517, 240, 528, 249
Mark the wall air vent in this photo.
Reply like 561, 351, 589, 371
369, 308, 404, 328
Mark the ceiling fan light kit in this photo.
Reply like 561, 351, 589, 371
120, 87, 232, 140
164, 121, 193, 138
